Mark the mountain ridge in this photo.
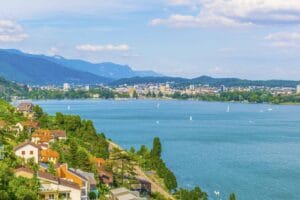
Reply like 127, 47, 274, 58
110, 76, 300, 88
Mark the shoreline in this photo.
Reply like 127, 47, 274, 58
14, 97, 300, 106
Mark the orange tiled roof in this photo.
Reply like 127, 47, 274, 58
32, 129, 53, 143
21, 121, 39, 128
15, 167, 80, 190
40, 149, 59, 158
50, 130, 66, 138
32, 129, 66, 143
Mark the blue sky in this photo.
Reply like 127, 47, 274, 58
1, 0, 300, 79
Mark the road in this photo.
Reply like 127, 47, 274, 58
109, 142, 175, 200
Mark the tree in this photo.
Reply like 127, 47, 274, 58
55, 112, 64, 126
164, 169, 177, 191
48, 162, 56, 175
8, 177, 39, 200
151, 137, 162, 159
88, 191, 97, 200
69, 139, 79, 167
110, 148, 136, 186
33, 105, 44, 119
77, 148, 92, 171
229, 193, 236, 200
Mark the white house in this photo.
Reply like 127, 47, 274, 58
15, 167, 81, 200
13, 141, 40, 163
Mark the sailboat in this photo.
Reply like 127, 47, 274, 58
189, 116, 193, 121
67, 105, 71, 110
226, 105, 230, 112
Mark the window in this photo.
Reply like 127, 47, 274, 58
48, 194, 55, 200
21, 151, 25, 155
30, 151, 33, 155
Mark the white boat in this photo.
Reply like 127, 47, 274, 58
67, 105, 71, 110
189, 116, 193, 121
226, 105, 230, 112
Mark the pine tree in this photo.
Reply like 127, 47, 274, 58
151, 137, 162, 159
229, 193, 236, 200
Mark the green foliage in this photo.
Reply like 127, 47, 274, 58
174, 187, 208, 200
229, 193, 236, 200
151, 137, 162, 159
54, 113, 109, 159
150, 192, 168, 200
28, 87, 115, 100
88, 191, 97, 200
133, 138, 177, 191
110, 148, 136, 187
0, 77, 28, 101
0, 99, 25, 124
33, 105, 44, 119
76, 148, 92, 171
0, 161, 39, 200
48, 162, 56, 175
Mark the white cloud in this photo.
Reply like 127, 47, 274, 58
47, 47, 59, 55
153, 0, 300, 28
0, 20, 28, 42
166, 0, 199, 6
265, 32, 300, 48
76, 44, 130, 52
150, 14, 249, 27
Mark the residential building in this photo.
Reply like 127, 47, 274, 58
13, 141, 40, 163
56, 164, 90, 200
40, 149, 60, 164
50, 130, 67, 140
21, 121, 40, 133
72, 169, 98, 197
17, 102, 34, 114
297, 85, 300, 94
15, 167, 81, 200
32, 129, 66, 145
63, 83, 71, 91
32, 129, 53, 145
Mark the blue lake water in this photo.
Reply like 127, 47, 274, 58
34, 100, 300, 200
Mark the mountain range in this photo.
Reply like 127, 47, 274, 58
0, 49, 162, 85
0, 49, 299, 88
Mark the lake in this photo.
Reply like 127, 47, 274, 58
34, 99, 300, 200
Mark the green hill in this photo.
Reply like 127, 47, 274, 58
0, 77, 28, 101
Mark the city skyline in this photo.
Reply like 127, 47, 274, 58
1, 0, 300, 80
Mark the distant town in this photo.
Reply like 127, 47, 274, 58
26, 82, 300, 99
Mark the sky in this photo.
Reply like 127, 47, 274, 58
1, 0, 300, 80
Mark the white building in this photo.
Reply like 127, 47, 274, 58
297, 85, 300, 94
13, 141, 40, 163
63, 83, 71, 91
15, 168, 81, 200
